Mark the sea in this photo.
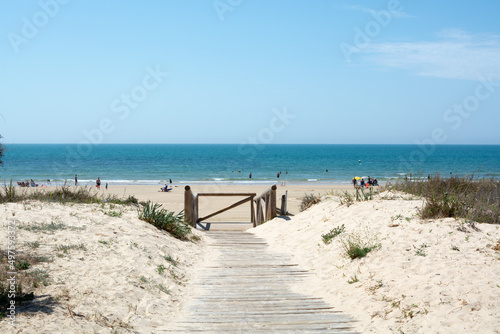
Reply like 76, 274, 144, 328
1, 144, 499, 186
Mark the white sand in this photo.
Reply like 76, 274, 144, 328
0, 201, 205, 333
3, 185, 499, 333
2, 184, 344, 333
252, 191, 500, 333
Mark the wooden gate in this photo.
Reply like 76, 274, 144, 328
184, 185, 278, 228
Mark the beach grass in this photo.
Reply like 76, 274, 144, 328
341, 229, 381, 260
321, 224, 345, 244
0, 183, 141, 317
0, 249, 54, 317
392, 175, 500, 225
138, 201, 191, 240
300, 193, 321, 211
0, 182, 138, 205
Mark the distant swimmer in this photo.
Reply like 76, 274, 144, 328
249, 173, 252, 178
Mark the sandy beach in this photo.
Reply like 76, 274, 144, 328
83, 183, 355, 222
1, 185, 499, 333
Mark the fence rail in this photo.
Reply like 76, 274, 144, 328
184, 184, 284, 228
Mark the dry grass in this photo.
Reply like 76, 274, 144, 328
0, 250, 53, 316
300, 193, 321, 211
392, 175, 500, 225
0, 182, 138, 205
0, 182, 140, 318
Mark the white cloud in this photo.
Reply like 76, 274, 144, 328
362, 30, 500, 81
436, 28, 472, 40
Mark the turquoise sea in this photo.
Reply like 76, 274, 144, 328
1, 144, 499, 186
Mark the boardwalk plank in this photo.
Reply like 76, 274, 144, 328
166, 230, 359, 333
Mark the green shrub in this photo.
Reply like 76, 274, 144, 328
341, 230, 380, 260
55, 243, 87, 253
106, 210, 123, 217
15, 260, 31, 270
321, 224, 345, 244
138, 202, 190, 240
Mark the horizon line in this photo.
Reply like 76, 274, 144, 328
3, 142, 500, 146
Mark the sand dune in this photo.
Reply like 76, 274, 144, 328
252, 192, 500, 333
0, 201, 205, 333
2, 186, 499, 333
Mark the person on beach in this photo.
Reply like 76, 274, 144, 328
96, 177, 101, 189
75, 174, 78, 185
360, 178, 365, 187
352, 178, 357, 187
105, 183, 108, 190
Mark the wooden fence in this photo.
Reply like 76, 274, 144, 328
184, 184, 283, 228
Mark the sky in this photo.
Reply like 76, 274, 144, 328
1, 0, 500, 145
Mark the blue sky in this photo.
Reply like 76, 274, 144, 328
1, 0, 500, 144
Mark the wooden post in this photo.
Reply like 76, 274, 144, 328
255, 198, 261, 226
270, 184, 277, 219
251, 196, 256, 228
280, 190, 288, 216
193, 194, 198, 227
184, 186, 193, 226
281, 195, 286, 215
264, 192, 269, 220
261, 198, 264, 225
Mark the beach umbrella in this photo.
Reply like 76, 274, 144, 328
354, 176, 361, 180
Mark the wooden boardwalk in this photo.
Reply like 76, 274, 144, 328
164, 230, 360, 333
